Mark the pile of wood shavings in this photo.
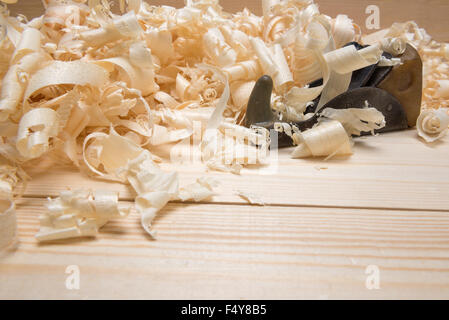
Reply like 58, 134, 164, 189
0, 0, 448, 243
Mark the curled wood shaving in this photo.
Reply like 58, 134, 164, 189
83, 126, 144, 181
35, 189, 130, 242
380, 37, 406, 56
250, 37, 293, 92
82, 126, 218, 237
291, 120, 353, 159
292, 32, 324, 87
203, 123, 270, 175
276, 106, 385, 159
317, 44, 382, 110
126, 150, 217, 236
324, 44, 382, 75
223, 60, 261, 82
17, 107, 60, 159
203, 28, 237, 67
0, 28, 48, 121
320, 107, 386, 136
332, 14, 357, 49
123, 150, 177, 237
24, 60, 109, 107
417, 108, 449, 143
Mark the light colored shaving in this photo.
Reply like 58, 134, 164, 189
320, 107, 386, 136
291, 120, 354, 159
417, 108, 449, 143
36, 189, 130, 242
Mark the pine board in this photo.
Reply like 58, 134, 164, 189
1, 199, 449, 299
2, 0, 449, 300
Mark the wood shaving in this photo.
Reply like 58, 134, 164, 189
178, 177, 219, 202
235, 189, 265, 206
320, 107, 386, 136
276, 106, 385, 159
36, 189, 130, 242
291, 120, 354, 159
332, 14, 358, 49
317, 44, 382, 110
417, 108, 449, 143
17, 107, 60, 159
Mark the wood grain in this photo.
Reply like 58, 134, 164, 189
2, 0, 449, 300
22, 130, 449, 211
6, 0, 449, 41
1, 199, 448, 299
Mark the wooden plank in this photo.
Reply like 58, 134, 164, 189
1, 198, 448, 299
21, 130, 449, 211
1, 0, 448, 302
6, 0, 449, 41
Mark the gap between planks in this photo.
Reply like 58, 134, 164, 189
3, 198, 449, 299
18, 194, 449, 214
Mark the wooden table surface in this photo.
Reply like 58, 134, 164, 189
1, 0, 449, 300
1, 130, 449, 299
